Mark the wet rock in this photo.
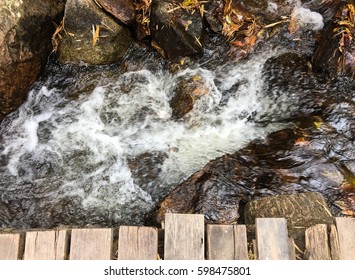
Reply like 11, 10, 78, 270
156, 105, 355, 224
0, 0, 65, 122
313, 0, 355, 77
96, 0, 136, 25
135, 0, 153, 40
258, 52, 320, 122
59, 0, 132, 65
170, 74, 209, 119
127, 151, 168, 196
150, 0, 203, 59
262, 53, 312, 87
244, 192, 334, 251
204, 0, 224, 32
156, 169, 243, 224
244, 192, 334, 228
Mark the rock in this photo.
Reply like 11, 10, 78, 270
244, 192, 334, 251
127, 151, 168, 196
313, 0, 355, 77
259, 52, 317, 122
262, 53, 312, 87
96, 0, 136, 25
204, 0, 224, 33
156, 169, 243, 224
244, 192, 334, 228
0, 0, 65, 122
150, 0, 203, 59
170, 74, 209, 119
58, 0, 132, 65
156, 105, 354, 224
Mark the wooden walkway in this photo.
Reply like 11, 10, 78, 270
0, 214, 354, 260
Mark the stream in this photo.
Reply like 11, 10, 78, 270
0, 35, 354, 228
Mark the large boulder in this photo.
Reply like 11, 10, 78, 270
150, 0, 203, 59
58, 0, 132, 64
0, 0, 65, 122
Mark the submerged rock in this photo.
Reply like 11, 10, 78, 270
96, 0, 136, 25
150, 0, 203, 59
0, 0, 65, 122
59, 0, 132, 64
170, 74, 209, 119
127, 151, 168, 196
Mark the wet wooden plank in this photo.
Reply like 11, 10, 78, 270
206, 225, 234, 260
304, 224, 330, 260
329, 224, 340, 260
70, 228, 113, 260
256, 218, 290, 260
24, 230, 68, 260
335, 217, 355, 260
234, 225, 248, 260
164, 213, 204, 260
117, 226, 158, 260
0, 233, 21, 260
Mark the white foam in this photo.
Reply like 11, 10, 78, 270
291, 6, 324, 31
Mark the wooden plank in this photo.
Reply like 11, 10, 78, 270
234, 225, 248, 260
0, 233, 21, 260
24, 230, 68, 260
164, 213, 204, 260
206, 225, 234, 260
329, 224, 340, 260
70, 228, 113, 260
304, 224, 330, 260
256, 218, 290, 260
117, 226, 158, 260
335, 217, 355, 260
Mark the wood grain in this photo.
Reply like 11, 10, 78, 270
0, 233, 21, 260
206, 224, 234, 260
234, 225, 249, 260
70, 228, 113, 260
24, 230, 68, 260
164, 213, 204, 260
117, 226, 158, 260
329, 224, 340, 260
304, 224, 330, 260
256, 218, 290, 260
335, 217, 355, 260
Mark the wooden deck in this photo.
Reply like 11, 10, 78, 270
0, 214, 354, 260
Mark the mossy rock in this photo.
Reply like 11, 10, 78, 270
58, 0, 132, 65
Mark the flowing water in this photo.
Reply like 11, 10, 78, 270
0, 38, 353, 228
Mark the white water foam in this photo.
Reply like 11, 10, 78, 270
291, 6, 324, 31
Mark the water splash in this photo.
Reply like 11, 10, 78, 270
0, 48, 297, 228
